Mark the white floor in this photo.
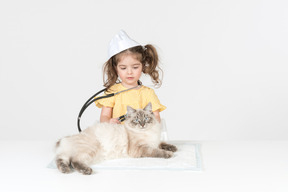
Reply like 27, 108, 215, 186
0, 140, 287, 192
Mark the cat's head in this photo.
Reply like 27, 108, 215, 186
125, 102, 157, 130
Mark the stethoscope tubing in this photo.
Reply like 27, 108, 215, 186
77, 84, 141, 132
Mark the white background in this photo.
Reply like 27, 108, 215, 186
1, 0, 287, 141
1, 2, 288, 192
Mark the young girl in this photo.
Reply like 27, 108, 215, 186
95, 30, 166, 124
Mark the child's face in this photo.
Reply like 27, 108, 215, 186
116, 53, 142, 88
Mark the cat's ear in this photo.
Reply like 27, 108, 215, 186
144, 102, 152, 112
127, 105, 136, 114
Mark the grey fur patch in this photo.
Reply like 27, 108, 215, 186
71, 161, 93, 175
159, 142, 178, 152
56, 159, 71, 174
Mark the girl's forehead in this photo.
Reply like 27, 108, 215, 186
117, 52, 142, 65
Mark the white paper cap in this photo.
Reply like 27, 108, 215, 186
107, 30, 141, 60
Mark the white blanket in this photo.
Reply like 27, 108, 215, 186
48, 141, 202, 171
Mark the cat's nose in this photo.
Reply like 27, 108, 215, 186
139, 122, 145, 128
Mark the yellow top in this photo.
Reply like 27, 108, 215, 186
95, 83, 166, 118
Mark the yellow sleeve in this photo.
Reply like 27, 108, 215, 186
148, 89, 166, 112
94, 93, 115, 108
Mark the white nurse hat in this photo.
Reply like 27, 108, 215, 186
107, 30, 141, 60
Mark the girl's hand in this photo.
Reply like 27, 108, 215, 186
101, 106, 120, 124
109, 118, 121, 124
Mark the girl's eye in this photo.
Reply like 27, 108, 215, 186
133, 67, 139, 69
120, 68, 126, 70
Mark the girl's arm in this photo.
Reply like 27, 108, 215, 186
153, 110, 161, 123
100, 106, 120, 124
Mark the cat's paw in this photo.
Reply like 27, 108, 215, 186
163, 151, 174, 159
159, 142, 178, 152
57, 159, 72, 174
168, 145, 177, 152
58, 165, 72, 173
71, 161, 93, 175
80, 167, 93, 175
58, 166, 72, 174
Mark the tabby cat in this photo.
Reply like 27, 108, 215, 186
55, 103, 177, 175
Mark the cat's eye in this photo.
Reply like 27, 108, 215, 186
144, 117, 150, 122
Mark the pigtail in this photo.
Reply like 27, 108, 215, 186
143, 44, 162, 87
103, 58, 118, 90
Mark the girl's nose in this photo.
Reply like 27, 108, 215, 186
127, 68, 132, 74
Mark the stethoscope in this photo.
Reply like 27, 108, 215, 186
77, 81, 142, 132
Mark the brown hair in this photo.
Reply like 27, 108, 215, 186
103, 44, 162, 90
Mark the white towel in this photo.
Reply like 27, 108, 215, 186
48, 141, 202, 171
